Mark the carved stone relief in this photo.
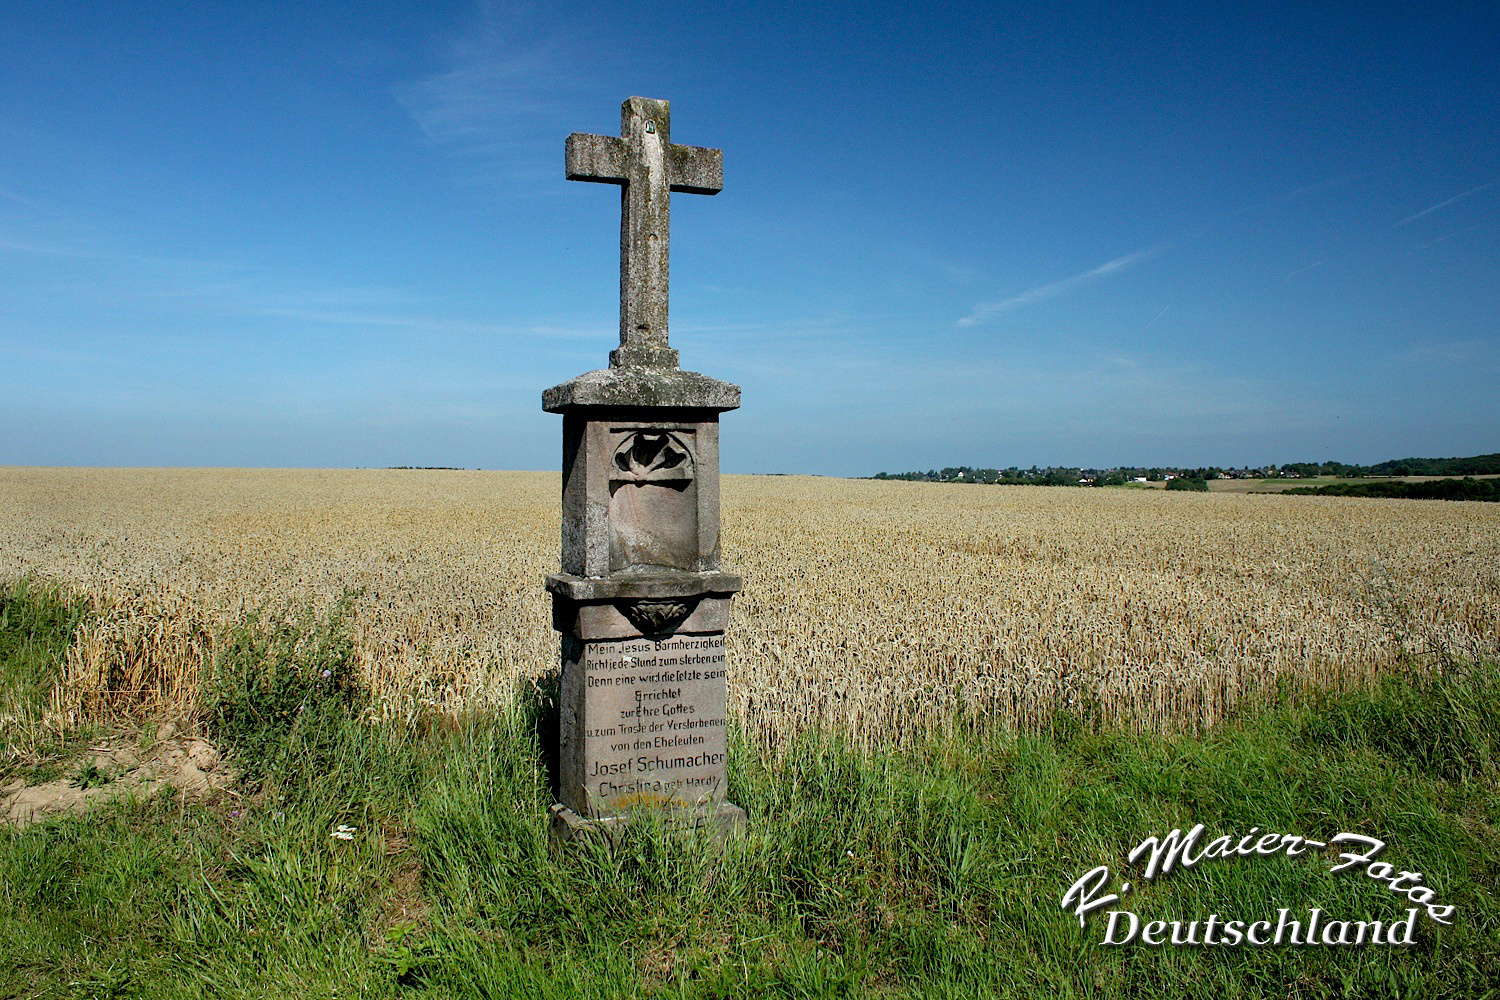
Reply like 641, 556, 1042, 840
611, 431, 694, 484
617, 597, 699, 636
607, 429, 699, 572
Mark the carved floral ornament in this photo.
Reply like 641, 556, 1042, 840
611, 431, 694, 483
618, 597, 698, 636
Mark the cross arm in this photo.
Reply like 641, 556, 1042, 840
667, 143, 723, 195
566, 132, 627, 184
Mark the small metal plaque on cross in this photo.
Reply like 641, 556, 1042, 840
566, 97, 723, 370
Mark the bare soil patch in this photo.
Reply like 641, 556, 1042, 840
1, 730, 234, 827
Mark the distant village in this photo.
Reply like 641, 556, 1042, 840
870, 466, 1286, 486
870, 454, 1499, 486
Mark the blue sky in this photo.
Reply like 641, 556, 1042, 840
2, 2, 1495, 474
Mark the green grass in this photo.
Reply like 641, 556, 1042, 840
1, 584, 1497, 998
0, 577, 85, 720
0, 577, 92, 785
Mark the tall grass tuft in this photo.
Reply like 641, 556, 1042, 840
201, 597, 364, 791
1, 578, 90, 776
0, 577, 85, 722
1295, 657, 1500, 784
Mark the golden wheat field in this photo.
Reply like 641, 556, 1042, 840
2, 467, 1497, 748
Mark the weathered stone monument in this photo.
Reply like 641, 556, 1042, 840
544, 97, 744, 838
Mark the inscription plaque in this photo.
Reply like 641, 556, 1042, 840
568, 633, 729, 812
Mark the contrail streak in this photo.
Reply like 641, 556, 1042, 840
1136, 305, 1170, 336
1394, 183, 1491, 227
957, 247, 1160, 327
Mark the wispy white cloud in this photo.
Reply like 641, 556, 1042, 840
0, 216, 241, 278
1409, 224, 1483, 252
1285, 259, 1327, 281
251, 305, 601, 341
0, 185, 43, 210
1, 216, 465, 335
0, 237, 100, 258
1403, 338, 1499, 370
956, 248, 1160, 327
938, 261, 980, 284
749, 340, 1334, 450
0, 205, 587, 356
1393, 183, 1492, 227
392, 6, 597, 173
1288, 173, 1368, 199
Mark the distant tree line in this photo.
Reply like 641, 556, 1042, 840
869, 466, 1228, 487
1366, 454, 1500, 477
870, 452, 1499, 487
873, 467, 1090, 486
1271, 454, 1500, 478
1282, 478, 1500, 502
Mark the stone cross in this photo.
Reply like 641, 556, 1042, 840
545, 97, 744, 840
566, 96, 723, 370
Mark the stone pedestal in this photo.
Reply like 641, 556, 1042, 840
544, 368, 744, 838
547, 97, 741, 839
